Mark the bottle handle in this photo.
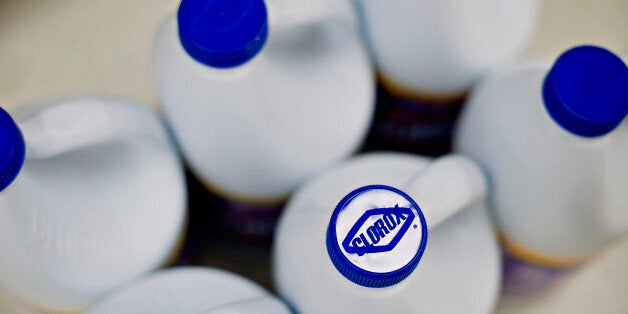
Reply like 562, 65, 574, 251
266, 0, 357, 31
17, 97, 168, 160
403, 155, 488, 229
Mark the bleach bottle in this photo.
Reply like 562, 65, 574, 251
455, 45, 628, 295
154, 0, 374, 238
0, 97, 186, 311
273, 153, 500, 313
87, 267, 291, 314
356, 0, 539, 155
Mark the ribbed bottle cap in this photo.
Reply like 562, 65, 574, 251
177, 0, 268, 68
0, 107, 25, 192
543, 45, 628, 137
326, 185, 428, 288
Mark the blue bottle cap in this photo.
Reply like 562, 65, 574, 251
543, 45, 628, 137
178, 0, 268, 68
326, 185, 428, 288
0, 107, 25, 192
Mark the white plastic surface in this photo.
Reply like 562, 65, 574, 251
0, 97, 186, 311
273, 153, 499, 314
355, 0, 540, 95
1, 1, 626, 313
154, 0, 374, 201
404, 155, 487, 228
87, 267, 290, 314
454, 61, 628, 259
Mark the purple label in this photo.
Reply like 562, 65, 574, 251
364, 80, 466, 156
175, 170, 285, 265
501, 250, 576, 297
221, 199, 285, 239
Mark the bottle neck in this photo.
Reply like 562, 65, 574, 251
538, 79, 611, 146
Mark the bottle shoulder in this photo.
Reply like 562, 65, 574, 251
87, 268, 281, 314
359, 0, 539, 93
154, 15, 373, 85
461, 66, 545, 139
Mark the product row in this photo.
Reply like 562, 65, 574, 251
0, 0, 626, 313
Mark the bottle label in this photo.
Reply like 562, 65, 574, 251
364, 77, 466, 156
326, 185, 427, 287
500, 234, 586, 296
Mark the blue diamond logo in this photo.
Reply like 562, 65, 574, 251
342, 204, 416, 256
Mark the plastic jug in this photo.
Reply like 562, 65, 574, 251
87, 267, 290, 314
153, 0, 374, 237
355, 0, 539, 155
0, 97, 186, 311
273, 153, 500, 313
454, 45, 628, 294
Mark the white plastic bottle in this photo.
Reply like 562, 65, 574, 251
0, 97, 186, 311
355, 0, 539, 155
455, 45, 628, 295
87, 267, 290, 314
273, 153, 500, 313
154, 0, 374, 237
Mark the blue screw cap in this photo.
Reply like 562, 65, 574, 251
0, 107, 25, 192
178, 0, 268, 68
326, 185, 428, 288
543, 45, 628, 137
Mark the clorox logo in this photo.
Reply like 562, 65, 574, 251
327, 184, 428, 288
342, 205, 416, 256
